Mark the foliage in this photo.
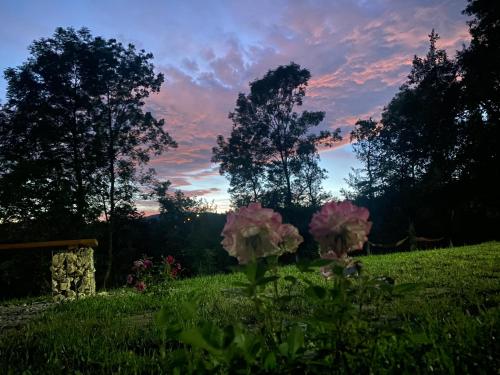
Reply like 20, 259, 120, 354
212, 62, 341, 209
346, 2, 500, 245
0, 243, 499, 373
344, 118, 382, 201
126, 254, 182, 292
0, 27, 177, 287
126, 255, 154, 292
151, 182, 224, 274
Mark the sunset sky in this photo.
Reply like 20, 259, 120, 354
0, 0, 470, 213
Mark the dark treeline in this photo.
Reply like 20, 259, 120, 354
1, 0, 499, 298
212, 0, 500, 249
212, 62, 341, 209
346, 1, 500, 247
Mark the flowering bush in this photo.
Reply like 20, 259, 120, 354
221, 202, 303, 264
127, 254, 182, 292
153, 201, 419, 374
127, 255, 154, 292
163, 255, 182, 280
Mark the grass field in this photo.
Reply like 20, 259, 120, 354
1, 242, 499, 374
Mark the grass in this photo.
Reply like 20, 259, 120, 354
1, 242, 499, 374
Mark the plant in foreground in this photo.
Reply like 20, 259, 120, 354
155, 201, 410, 373
310, 200, 372, 277
221, 202, 303, 264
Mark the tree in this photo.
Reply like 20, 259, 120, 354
348, 32, 462, 242
379, 31, 460, 191
459, 0, 500, 124
456, 0, 500, 228
213, 62, 341, 208
347, 118, 382, 201
1, 28, 103, 230
0, 27, 177, 287
293, 136, 332, 208
153, 181, 218, 270
212, 104, 269, 206
88, 34, 177, 287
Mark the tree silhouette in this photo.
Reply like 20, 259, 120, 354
348, 32, 462, 242
213, 62, 341, 208
0, 27, 177, 287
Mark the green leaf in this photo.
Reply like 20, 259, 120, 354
179, 300, 197, 320
243, 261, 258, 282
233, 326, 262, 363
243, 260, 268, 283
287, 325, 304, 357
155, 305, 170, 328
278, 342, 289, 357
263, 351, 277, 370
409, 332, 431, 345
180, 328, 215, 353
180, 323, 224, 356
222, 325, 235, 349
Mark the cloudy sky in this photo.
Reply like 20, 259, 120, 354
0, 0, 470, 213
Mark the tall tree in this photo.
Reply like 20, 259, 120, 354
293, 135, 331, 208
457, 0, 500, 225
1, 28, 102, 229
347, 118, 382, 201
212, 101, 269, 206
379, 31, 460, 192
0, 27, 177, 287
348, 32, 461, 241
459, 0, 500, 124
213, 62, 341, 208
89, 35, 177, 287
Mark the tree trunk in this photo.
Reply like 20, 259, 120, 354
280, 152, 293, 208
103, 214, 113, 289
103, 97, 115, 289
103, 158, 115, 288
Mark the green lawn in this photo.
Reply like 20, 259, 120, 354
1, 242, 499, 374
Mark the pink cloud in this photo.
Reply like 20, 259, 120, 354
181, 188, 221, 198
136, 0, 469, 214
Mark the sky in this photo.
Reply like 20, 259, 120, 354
0, 0, 471, 213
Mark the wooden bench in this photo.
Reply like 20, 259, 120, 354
0, 239, 98, 301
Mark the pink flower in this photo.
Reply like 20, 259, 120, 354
166, 255, 175, 265
176, 263, 181, 270
132, 260, 144, 271
221, 203, 303, 264
126, 274, 134, 285
279, 224, 304, 252
135, 281, 146, 292
143, 259, 153, 269
170, 268, 178, 278
309, 200, 372, 258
